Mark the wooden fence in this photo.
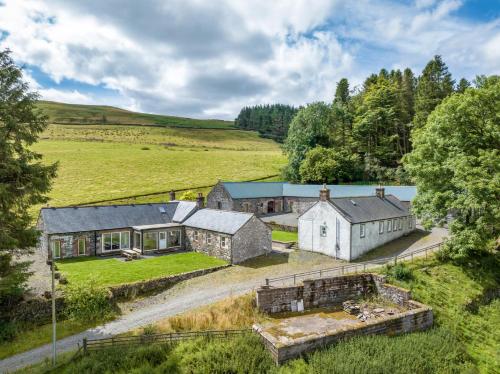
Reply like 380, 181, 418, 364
82, 329, 252, 353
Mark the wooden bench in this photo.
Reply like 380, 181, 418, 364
121, 249, 140, 260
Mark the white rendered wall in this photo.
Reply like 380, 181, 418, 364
350, 216, 416, 260
298, 202, 351, 261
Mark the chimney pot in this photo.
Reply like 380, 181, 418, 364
319, 184, 330, 201
169, 190, 176, 201
196, 192, 204, 208
376, 187, 385, 199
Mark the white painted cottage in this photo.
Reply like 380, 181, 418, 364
298, 186, 415, 261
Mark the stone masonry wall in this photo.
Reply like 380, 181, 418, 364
257, 273, 410, 314
206, 182, 233, 210
47, 231, 96, 260
232, 216, 272, 263
184, 227, 233, 263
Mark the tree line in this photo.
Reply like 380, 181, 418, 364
234, 104, 298, 142
283, 55, 468, 184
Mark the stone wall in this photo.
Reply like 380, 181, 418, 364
260, 300, 433, 364
372, 274, 411, 306
109, 264, 229, 299
231, 216, 272, 263
184, 227, 233, 262
257, 273, 378, 314
47, 231, 97, 260
284, 197, 317, 214
9, 297, 66, 325
206, 182, 233, 210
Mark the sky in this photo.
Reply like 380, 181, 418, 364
0, 0, 499, 120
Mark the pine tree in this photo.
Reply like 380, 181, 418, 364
413, 55, 455, 129
456, 78, 471, 93
0, 50, 57, 337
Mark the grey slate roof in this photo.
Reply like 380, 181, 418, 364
329, 195, 409, 223
221, 182, 416, 201
40, 202, 197, 234
172, 201, 198, 222
183, 208, 253, 235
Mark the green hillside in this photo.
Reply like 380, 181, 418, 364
36, 101, 234, 129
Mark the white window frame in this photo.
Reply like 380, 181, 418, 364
159, 232, 167, 249
193, 230, 199, 241
398, 218, 402, 231
102, 231, 130, 252
387, 220, 392, 232
78, 238, 86, 256
121, 231, 130, 249
360, 224, 366, 238
393, 218, 397, 231
379, 221, 384, 234
320, 225, 327, 237
207, 232, 212, 245
168, 230, 182, 248
220, 236, 229, 249
408, 216, 413, 229
51, 240, 61, 259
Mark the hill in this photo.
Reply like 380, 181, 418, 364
36, 101, 235, 129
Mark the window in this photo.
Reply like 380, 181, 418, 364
221, 236, 229, 249
103, 231, 130, 251
360, 224, 366, 238
398, 218, 402, 231
168, 230, 181, 248
242, 203, 250, 212
393, 219, 397, 231
379, 221, 384, 234
78, 238, 86, 256
159, 232, 167, 249
207, 233, 212, 245
320, 225, 327, 237
143, 232, 158, 251
121, 231, 130, 249
134, 231, 141, 249
289, 201, 294, 212
387, 220, 392, 232
408, 216, 413, 229
51, 240, 61, 259
193, 230, 199, 240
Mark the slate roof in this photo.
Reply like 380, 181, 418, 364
40, 202, 197, 234
329, 195, 410, 223
183, 209, 253, 235
221, 182, 416, 201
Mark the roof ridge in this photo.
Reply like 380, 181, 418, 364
41, 202, 172, 210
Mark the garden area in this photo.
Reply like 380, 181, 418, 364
56, 252, 227, 287
271, 230, 298, 243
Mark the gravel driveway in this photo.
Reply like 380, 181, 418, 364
0, 227, 446, 373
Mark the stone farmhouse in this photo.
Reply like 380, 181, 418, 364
37, 194, 271, 265
207, 181, 416, 216
299, 186, 415, 261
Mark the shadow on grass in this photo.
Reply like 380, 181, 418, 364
238, 251, 290, 269
355, 229, 432, 262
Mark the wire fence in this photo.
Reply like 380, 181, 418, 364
82, 329, 252, 353
264, 242, 443, 287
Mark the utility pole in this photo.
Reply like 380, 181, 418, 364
51, 257, 56, 366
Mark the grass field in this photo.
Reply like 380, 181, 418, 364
272, 230, 298, 242
37, 101, 234, 129
56, 252, 227, 287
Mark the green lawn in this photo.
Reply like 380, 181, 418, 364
272, 230, 298, 243
56, 252, 227, 287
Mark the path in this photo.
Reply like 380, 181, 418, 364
0, 227, 446, 373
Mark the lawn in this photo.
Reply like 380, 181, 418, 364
272, 230, 298, 243
32, 138, 286, 208
37, 101, 234, 129
56, 252, 227, 287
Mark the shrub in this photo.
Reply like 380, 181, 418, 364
0, 320, 17, 343
64, 278, 113, 322
140, 146, 150, 150
179, 190, 197, 201
384, 262, 413, 281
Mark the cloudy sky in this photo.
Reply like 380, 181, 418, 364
0, 0, 498, 119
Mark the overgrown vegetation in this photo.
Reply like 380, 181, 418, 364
383, 262, 413, 281
56, 252, 227, 287
64, 278, 114, 322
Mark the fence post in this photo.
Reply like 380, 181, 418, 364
341, 266, 344, 275
83, 338, 87, 354
363, 264, 366, 272
319, 269, 322, 278
394, 256, 397, 265
411, 252, 414, 261
265, 278, 269, 286
293, 274, 296, 285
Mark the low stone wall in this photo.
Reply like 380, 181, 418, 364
272, 240, 294, 250
109, 264, 229, 300
372, 274, 411, 306
267, 223, 297, 232
258, 300, 433, 364
9, 297, 66, 325
257, 273, 381, 314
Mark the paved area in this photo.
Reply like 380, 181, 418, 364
261, 212, 299, 227
16, 246, 52, 298
0, 226, 447, 372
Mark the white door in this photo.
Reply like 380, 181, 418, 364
159, 232, 167, 249
300, 219, 313, 251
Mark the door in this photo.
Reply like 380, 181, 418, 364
267, 200, 275, 214
134, 231, 141, 251
159, 232, 167, 249
51, 240, 61, 259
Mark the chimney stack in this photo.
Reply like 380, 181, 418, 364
375, 186, 385, 199
196, 192, 204, 208
169, 190, 176, 201
319, 183, 330, 201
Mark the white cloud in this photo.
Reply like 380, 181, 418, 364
0, 0, 498, 119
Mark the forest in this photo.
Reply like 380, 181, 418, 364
282, 55, 473, 184
234, 104, 298, 142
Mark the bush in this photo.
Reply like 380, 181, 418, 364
64, 278, 113, 322
384, 262, 413, 281
179, 190, 197, 201
0, 320, 17, 343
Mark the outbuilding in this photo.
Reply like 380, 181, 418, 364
183, 209, 271, 264
298, 186, 415, 261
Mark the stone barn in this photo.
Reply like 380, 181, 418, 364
183, 209, 271, 264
